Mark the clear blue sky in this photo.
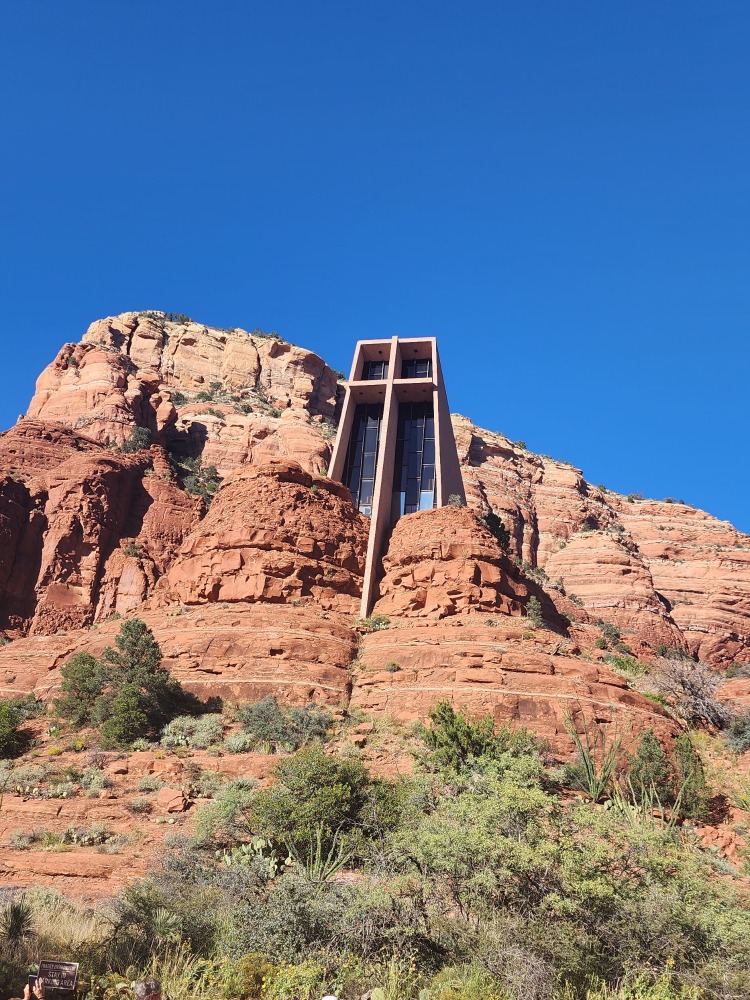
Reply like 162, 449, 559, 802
1, 2, 748, 531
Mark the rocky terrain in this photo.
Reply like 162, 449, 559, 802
1, 310, 749, 898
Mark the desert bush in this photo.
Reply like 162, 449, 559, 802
725, 711, 750, 753
121, 426, 152, 453
161, 714, 224, 749
80, 767, 113, 796
420, 701, 540, 775
138, 775, 165, 793
223, 731, 256, 754
670, 733, 710, 820
526, 595, 544, 627
173, 456, 223, 504
654, 658, 731, 728
0, 701, 22, 758
628, 728, 673, 803
725, 661, 750, 679
236, 696, 331, 752
128, 796, 153, 814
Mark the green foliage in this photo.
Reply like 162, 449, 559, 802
447, 494, 466, 507
357, 614, 390, 632
725, 710, 750, 753
55, 651, 106, 725
161, 714, 224, 749
480, 509, 511, 551
526, 595, 544, 627
564, 712, 623, 802
100, 684, 150, 748
171, 390, 187, 407
604, 654, 649, 678
670, 733, 710, 820
628, 729, 672, 803
173, 455, 223, 504
598, 621, 622, 646
121, 426, 152, 453
249, 745, 372, 852
236, 696, 332, 752
420, 701, 539, 775
0, 702, 22, 758
55, 619, 196, 746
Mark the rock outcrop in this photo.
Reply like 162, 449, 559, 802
4, 309, 750, 899
27, 312, 340, 477
159, 459, 368, 613
373, 506, 527, 619
0, 422, 200, 635
455, 417, 750, 667
351, 617, 677, 752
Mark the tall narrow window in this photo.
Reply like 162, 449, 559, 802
342, 403, 383, 517
391, 400, 435, 522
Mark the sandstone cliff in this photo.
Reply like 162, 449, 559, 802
3, 309, 749, 897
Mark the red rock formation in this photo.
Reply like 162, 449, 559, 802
0, 422, 200, 635
0, 603, 357, 707
26, 312, 339, 477
373, 506, 527, 619
455, 416, 750, 667
350, 617, 677, 753
159, 459, 369, 614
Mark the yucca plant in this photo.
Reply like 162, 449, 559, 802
563, 710, 623, 802
287, 823, 350, 887
1, 896, 34, 953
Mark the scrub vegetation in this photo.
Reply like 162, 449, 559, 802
2, 700, 750, 1000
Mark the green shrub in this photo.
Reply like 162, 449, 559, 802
138, 775, 165, 792
526, 596, 543, 627
56, 619, 197, 746
223, 732, 256, 754
671, 733, 710, 820
237, 697, 331, 752
420, 701, 539, 775
0, 702, 22, 758
725, 711, 750, 753
121, 426, 152, 453
100, 684, 149, 748
161, 714, 224, 749
173, 456, 223, 504
249, 744, 372, 852
128, 796, 153, 814
628, 728, 673, 803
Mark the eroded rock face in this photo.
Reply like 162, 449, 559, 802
26, 312, 339, 477
160, 459, 369, 614
373, 506, 528, 619
350, 618, 677, 752
454, 416, 750, 667
0, 603, 357, 708
0, 423, 200, 635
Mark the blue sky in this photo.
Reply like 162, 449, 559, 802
1, 2, 748, 531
